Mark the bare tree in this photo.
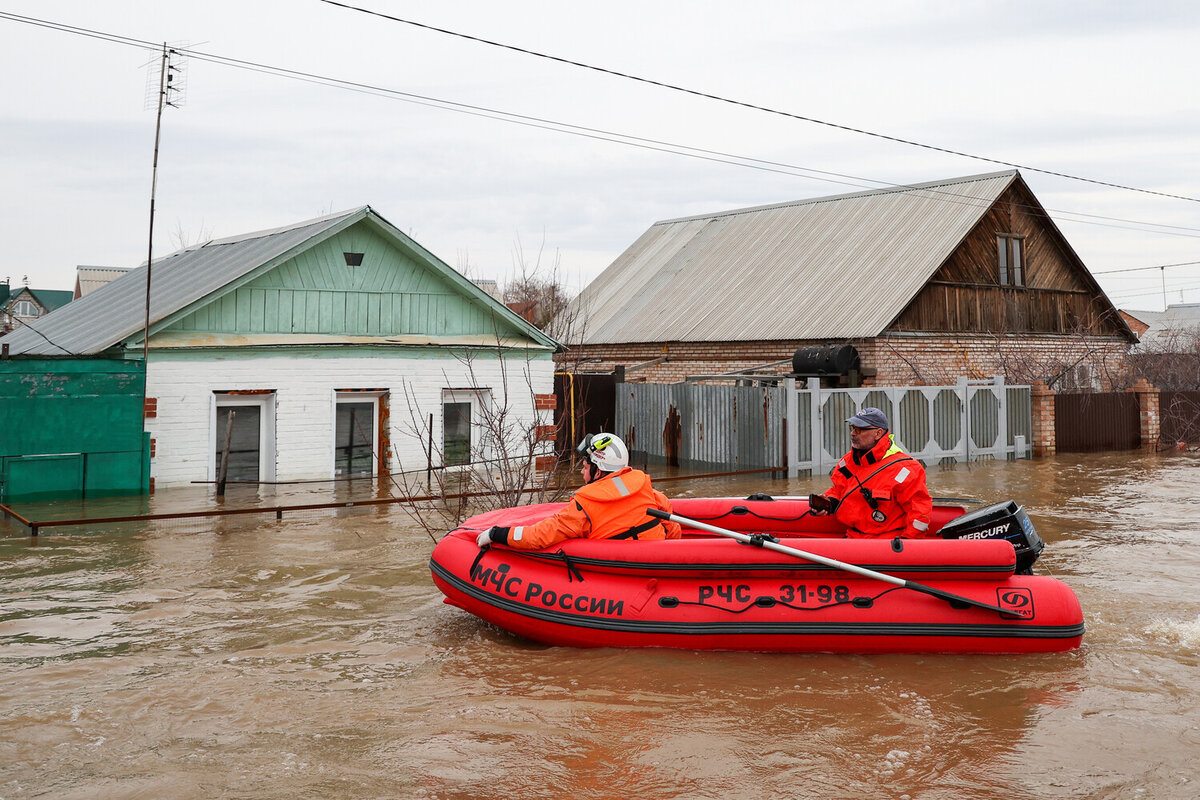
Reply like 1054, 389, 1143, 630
879, 313, 1135, 392
389, 328, 575, 539
502, 232, 574, 334
169, 218, 213, 250
1129, 326, 1200, 391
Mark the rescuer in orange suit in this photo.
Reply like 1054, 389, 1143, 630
476, 432, 682, 550
808, 407, 934, 538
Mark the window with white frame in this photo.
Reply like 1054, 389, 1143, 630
12, 299, 38, 318
334, 391, 382, 477
442, 388, 492, 467
212, 392, 276, 483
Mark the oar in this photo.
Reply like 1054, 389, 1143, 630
647, 509, 1023, 618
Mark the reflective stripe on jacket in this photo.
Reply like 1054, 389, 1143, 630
503, 467, 682, 550
824, 434, 933, 539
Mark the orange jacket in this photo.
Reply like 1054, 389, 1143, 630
499, 467, 682, 550
823, 434, 933, 539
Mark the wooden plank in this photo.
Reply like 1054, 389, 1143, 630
279, 290, 293, 332
332, 290, 346, 333
264, 289, 279, 331
249, 289, 266, 333
291, 291, 306, 332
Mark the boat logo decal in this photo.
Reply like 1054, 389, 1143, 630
956, 522, 1012, 540
997, 587, 1035, 619
470, 558, 625, 616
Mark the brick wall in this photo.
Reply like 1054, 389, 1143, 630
1131, 379, 1160, 448
559, 334, 1130, 389
1030, 381, 1056, 456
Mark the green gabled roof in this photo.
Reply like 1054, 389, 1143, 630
2, 207, 559, 355
26, 288, 74, 312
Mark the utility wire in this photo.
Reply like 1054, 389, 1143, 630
1108, 282, 1200, 303
1092, 260, 1200, 275
319, 0, 1200, 205
4, 314, 76, 355
4, 10, 1200, 244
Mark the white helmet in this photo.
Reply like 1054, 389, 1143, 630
576, 432, 629, 473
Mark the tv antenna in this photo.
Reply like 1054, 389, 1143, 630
141, 43, 187, 363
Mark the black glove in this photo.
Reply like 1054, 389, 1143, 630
476, 526, 509, 547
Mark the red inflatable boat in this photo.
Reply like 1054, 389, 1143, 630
429, 496, 1084, 654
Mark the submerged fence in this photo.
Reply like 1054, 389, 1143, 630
616, 377, 1031, 475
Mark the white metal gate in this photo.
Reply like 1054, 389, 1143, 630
785, 377, 1031, 476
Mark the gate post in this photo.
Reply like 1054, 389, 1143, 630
808, 376, 822, 473
1030, 381, 1056, 457
957, 376, 970, 461
994, 375, 1008, 458
785, 378, 798, 478
1130, 379, 1160, 450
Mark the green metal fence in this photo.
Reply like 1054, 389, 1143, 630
0, 358, 149, 502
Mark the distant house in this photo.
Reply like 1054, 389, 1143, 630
74, 266, 132, 298
1, 285, 74, 333
1134, 304, 1200, 355
560, 171, 1135, 390
1118, 310, 1159, 340
2, 207, 559, 489
1129, 304, 1200, 391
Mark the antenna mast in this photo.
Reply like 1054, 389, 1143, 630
143, 43, 185, 362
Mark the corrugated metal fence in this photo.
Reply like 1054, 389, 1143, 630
616, 383, 785, 470
616, 377, 1031, 473
1054, 392, 1140, 452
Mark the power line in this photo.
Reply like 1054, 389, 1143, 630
4, 314, 76, 355
1107, 282, 1200, 303
3, 10, 1199, 244
1092, 260, 1200, 275
319, 0, 1200, 206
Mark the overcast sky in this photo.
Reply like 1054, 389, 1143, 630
2, 1, 1199, 311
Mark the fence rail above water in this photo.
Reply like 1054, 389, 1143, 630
617, 377, 1032, 475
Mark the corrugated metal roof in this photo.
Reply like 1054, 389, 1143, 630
2, 207, 558, 356
1135, 303, 1200, 351
75, 266, 132, 297
568, 171, 1020, 345
3, 208, 368, 356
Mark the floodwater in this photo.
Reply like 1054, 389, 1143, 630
1, 452, 1198, 799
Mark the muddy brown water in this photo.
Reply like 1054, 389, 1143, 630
2, 452, 1199, 799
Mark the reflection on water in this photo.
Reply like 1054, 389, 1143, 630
2, 452, 1199, 798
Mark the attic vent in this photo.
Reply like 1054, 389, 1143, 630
343, 252, 364, 267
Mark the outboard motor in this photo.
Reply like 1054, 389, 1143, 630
938, 500, 1044, 574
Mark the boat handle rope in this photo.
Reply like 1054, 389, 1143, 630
658, 586, 901, 614
679, 507, 814, 523
557, 549, 585, 582
467, 539, 586, 583
649, 508, 1024, 619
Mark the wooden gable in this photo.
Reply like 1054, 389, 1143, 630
162, 218, 529, 340
888, 177, 1133, 340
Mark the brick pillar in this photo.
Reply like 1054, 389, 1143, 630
1130, 379, 1160, 450
1030, 381, 1056, 457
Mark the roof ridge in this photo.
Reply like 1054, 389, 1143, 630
655, 170, 1018, 226
151, 205, 369, 263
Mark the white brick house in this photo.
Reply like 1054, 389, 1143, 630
3, 207, 559, 489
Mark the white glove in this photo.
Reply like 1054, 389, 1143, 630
476, 527, 496, 548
